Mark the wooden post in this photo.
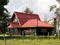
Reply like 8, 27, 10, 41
48, 32, 50, 39
4, 33, 6, 45
35, 29, 37, 39
20, 29, 24, 45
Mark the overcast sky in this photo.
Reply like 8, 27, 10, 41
5, 0, 59, 21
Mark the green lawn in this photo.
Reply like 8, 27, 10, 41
0, 36, 60, 45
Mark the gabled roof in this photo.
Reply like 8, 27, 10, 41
8, 22, 20, 28
10, 12, 40, 22
15, 12, 40, 25
8, 12, 54, 28
22, 19, 54, 28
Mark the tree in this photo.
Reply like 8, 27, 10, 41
0, 0, 9, 45
24, 8, 33, 14
0, 0, 9, 34
57, 0, 60, 3
50, 0, 60, 35
0, 0, 9, 22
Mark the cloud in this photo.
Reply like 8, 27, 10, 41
5, 0, 58, 20
6, 0, 57, 13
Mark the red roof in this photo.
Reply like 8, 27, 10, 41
22, 19, 54, 28
15, 12, 40, 25
8, 12, 54, 28
8, 22, 20, 28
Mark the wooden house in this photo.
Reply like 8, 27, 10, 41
8, 12, 54, 36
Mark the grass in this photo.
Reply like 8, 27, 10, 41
0, 36, 60, 45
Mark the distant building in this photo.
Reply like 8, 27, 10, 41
8, 12, 54, 36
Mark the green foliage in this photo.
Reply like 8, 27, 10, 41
0, 0, 9, 5
50, 5, 56, 11
0, 0, 9, 21
24, 8, 33, 14
55, 8, 60, 16
50, 0, 60, 35
57, 0, 60, 3
0, 0, 9, 34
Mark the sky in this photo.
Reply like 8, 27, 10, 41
5, 0, 59, 21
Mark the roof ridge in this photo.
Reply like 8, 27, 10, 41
14, 11, 38, 16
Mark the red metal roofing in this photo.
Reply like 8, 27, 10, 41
8, 22, 20, 28
8, 12, 54, 28
22, 19, 54, 28
15, 12, 40, 25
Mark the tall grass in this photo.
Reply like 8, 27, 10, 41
0, 36, 60, 45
